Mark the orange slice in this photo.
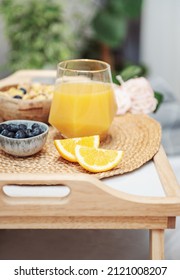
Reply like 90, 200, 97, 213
75, 145, 123, 173
54, 135, 100, 162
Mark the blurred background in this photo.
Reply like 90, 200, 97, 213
0, 0, 180, 260
1, 0, 180, 156
0, 0, 179, 101
0, 0, 142, 75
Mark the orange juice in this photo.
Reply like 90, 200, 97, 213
49, 82, 117, 138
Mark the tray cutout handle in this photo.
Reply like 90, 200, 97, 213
3, 184, 71, 198
0, 174, 76, 205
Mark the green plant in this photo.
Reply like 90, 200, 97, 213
0, 0, 76, 71
91, 0, 143, 68
92, 0, 142, 48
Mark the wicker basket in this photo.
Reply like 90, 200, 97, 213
0, 84, 52, 123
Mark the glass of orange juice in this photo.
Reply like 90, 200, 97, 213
49, 59, 117, 138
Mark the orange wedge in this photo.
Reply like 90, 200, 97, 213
54, 135, 100, 162
75, 145, 123, 172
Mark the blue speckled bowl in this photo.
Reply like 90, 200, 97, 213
0, 120, 49, 157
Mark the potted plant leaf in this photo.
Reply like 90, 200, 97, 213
0, 0, 76, 72
92, 0, 142, 68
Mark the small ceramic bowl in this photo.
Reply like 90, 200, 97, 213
0, 120, 49, 157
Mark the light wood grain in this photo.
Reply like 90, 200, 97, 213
150, 229, 164, 260
0, 216, 173, 230
0, 70, 56, 87
1, 173, 180, 217
154, 146, 180, 196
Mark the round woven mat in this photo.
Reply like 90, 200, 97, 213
0, 114, 161, 179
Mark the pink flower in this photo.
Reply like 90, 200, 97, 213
114, 77, 157, 115
113, 84, 131, 115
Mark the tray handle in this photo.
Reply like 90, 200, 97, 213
1, 173, 180, 218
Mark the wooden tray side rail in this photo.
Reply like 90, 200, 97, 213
0, 172, 180, 218
0, 70, 56, 88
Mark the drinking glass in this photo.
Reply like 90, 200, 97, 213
49, 59, 117, 138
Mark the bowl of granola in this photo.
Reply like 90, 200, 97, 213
0, 83, 54, 123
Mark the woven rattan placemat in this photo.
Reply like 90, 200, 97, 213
0, 114, 161, 179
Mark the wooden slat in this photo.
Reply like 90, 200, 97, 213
153, 146, 180, 196
0, 70, 56, 87
167, 217, 176, 228
0, 216, 172, 230
149, 229, 164, 260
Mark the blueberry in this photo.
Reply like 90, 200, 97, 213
7, 124, 19, 132
13, 95, 22, 99
1, 129, 9, 137
19, 87, 27, 94
15, 130, 27, 139
25, 129, 34, 138
0, 124, 8, 132
18, 124, 27, 130
7, 131, 15, 138
31, 127, 42, 136
31, 123, 40, 130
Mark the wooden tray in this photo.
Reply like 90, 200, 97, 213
1, 71, 180, 260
